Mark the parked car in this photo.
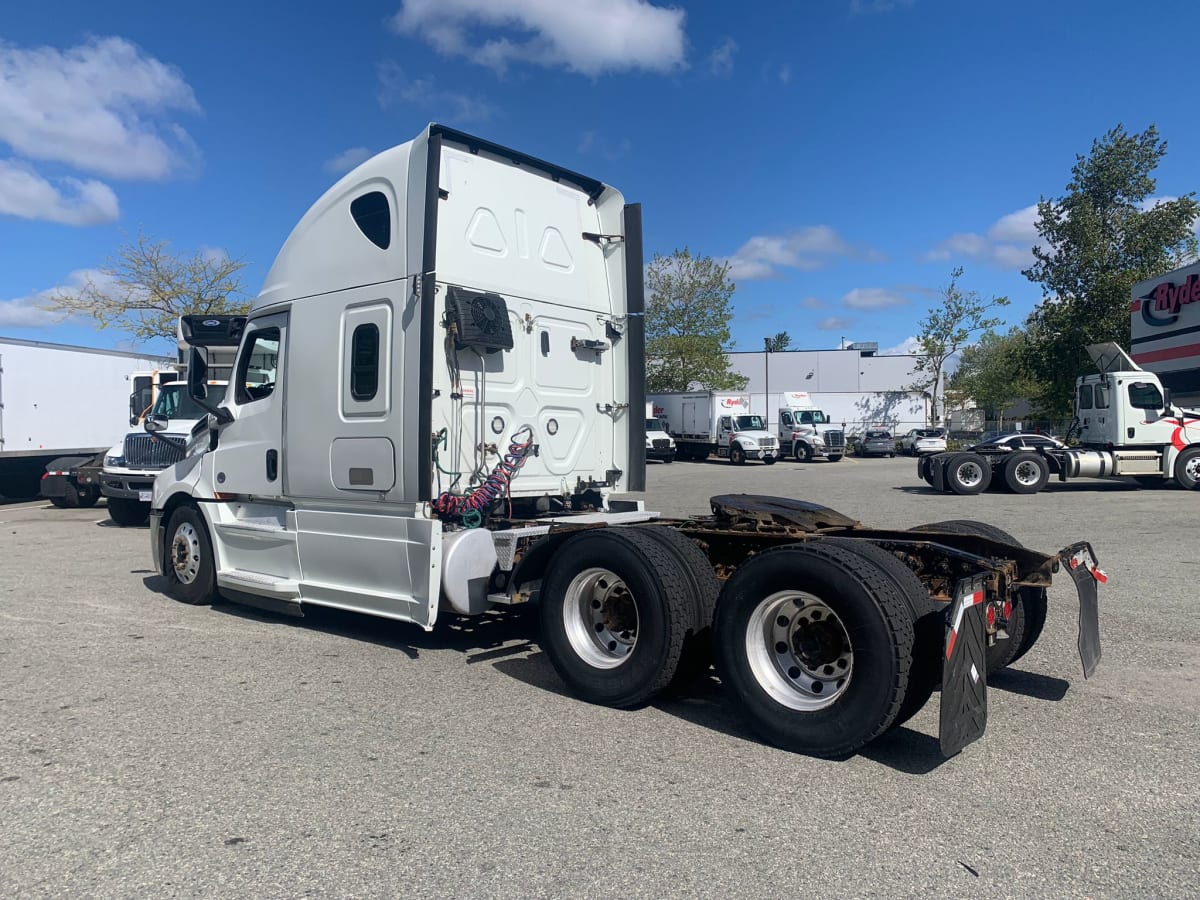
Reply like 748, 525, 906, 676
897, 427, 947, 455
968, 432, 1067, 452
855, 429, 896, 458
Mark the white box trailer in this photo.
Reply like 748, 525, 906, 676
0, 337, 173, 498
146, 124, 1105, 759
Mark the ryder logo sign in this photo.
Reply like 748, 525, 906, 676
1141, 274, 1200, 327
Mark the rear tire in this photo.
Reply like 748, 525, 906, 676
539, 529, 693, 708
714, 541, 914, 757
1003, 451, 1049, 494
635, 525, 719, 685
821, 539, 940, 731
164, 506, 219, 605
911, 520, 1048, 672
107, 497, 150, 527
77, 487, 100, 508
945, 453, 991, 495
49, 497, 68, 509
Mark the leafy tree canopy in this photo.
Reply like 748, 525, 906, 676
645, 247, 748, 392
910, 267, 1009, 425
1023, 123, 1199, 415
43, 231, 251, 344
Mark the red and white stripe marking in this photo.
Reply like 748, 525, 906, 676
945, 588, 985, 661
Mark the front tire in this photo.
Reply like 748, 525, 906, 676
714, 541, 915, 757
1174, 447, 1200, 490
795, 442, 814, 463
763, 455, 777, 466
107, 497, 150, 527
730, 444, 747, 465
826, 454, 843, 463
539, 529, 694, 708
164, 506, 219, 605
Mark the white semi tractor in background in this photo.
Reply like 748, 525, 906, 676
923, 343, 1200, 494
648, 391, 779, 463
147, 124, 1105, 759
644, 401, 675, 463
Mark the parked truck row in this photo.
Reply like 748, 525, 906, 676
648, 390, 848, 463
922, 343, 1200, 494
141, 124, 1105, 759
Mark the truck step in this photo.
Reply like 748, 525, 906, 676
217, 568, 300, 598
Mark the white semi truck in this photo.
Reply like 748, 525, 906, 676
147, 124, 1105, 758
648, 391, 779, 463
644, 401, 675, 463
774, 391, 846, 462
922, 342, 1200, 494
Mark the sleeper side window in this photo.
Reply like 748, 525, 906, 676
351, 192, 391, 250
342, 303, 392, 417
351, 324, 380, 401
236, 328, 280, 404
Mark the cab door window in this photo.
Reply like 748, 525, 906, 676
1078, 384, 1093, 410
781, 411, 793, 427
236, 328, 281, 404
719, 416, 732, 432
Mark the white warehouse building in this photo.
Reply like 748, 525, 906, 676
727, 342, 935, 435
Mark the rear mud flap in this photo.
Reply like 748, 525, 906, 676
939, 574, 988, 757
1061, 542, 1103, 679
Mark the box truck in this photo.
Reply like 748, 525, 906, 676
146, 125, 1105, 758
0, 337, 173, 500
648, 391, 779, 463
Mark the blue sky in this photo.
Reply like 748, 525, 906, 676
2, 0, 1199, 358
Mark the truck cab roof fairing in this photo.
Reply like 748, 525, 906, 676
253, 125, 613, 315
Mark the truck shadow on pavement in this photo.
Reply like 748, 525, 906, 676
142, 575, 1067, 771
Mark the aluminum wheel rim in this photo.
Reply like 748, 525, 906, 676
171, 522, 202, 585
956, 461, 984, 487
1013, 460, 1041, 485
1185, 456, 1200, 481
745, 591, 853, 711
563, 567, 638, 669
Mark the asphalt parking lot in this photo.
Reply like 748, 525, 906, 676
2, 455, 1198, 897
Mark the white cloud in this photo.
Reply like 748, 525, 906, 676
818, 316, 854, 330
377, 62, 495, 122
726, 226, 879, 281
778, 63, 791, 84
800, 296, 826, 309
0, 269, 104, 328
880, 336, 920, 356
0, 36, 200, 181
709, 38, 737, 78
841, 287, 909, 310
324, 147, 374, 175
0, 159, 119, 225
927, 203, 1043, 270
390, 0, 688, 76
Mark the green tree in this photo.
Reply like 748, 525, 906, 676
764, 331, 792, 352
44, 231, 251, 344
910, 267, 1009, 425
949, 328, 1040, 425
645, 247, 748, 391
1023, 124, 1199, 416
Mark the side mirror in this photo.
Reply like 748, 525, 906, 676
1162, 387, 1173, 410
145, 414, 169, 433
187, 346, 209, 400
129, 393, 140, 427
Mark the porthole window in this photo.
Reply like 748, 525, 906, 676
350, 191, 391, 250
350, 324, 380, 401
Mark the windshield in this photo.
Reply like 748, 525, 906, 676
799, 410, 829, 424
151, 383, 227, 421
917, 428, 945, 438
646, 419, 665, 432
733, 415, 765, 430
